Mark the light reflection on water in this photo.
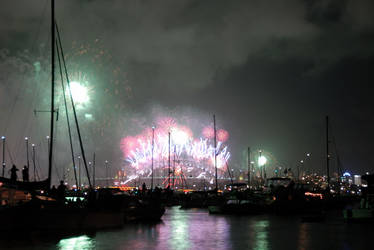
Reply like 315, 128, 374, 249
162, 208, 231, 249
169, 208, 190, 249
298, 222, 308, 250
57, 235, 94, 250
253, 220, 269, 250
2, 207, 374, 250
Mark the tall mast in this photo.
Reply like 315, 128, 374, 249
214, 114, 217, 191
247, 147, 250, 187
2, 136, 5, 177
173, 145, 176, 188
32, 144, 36, 181
151, 126, 154, 190
93, 152, 96, 188
326, 116, 330, 189
48, 0, 55, 189
168, 132, 171, 188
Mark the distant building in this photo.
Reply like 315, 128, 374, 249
354, 175, 362, 186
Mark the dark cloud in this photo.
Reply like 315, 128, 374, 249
1, 0, 374, 183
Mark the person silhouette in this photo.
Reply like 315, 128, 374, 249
57, 180, 66, 201
22, 166, 29, 182
9, 165, 19, 182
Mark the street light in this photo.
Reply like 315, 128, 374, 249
88, 161, 92, 182
298, 160, 304, 180
25, 137, 29, 169
1, 136, 5, 177
32, 144, 36, 181
305, 153, 311, 176
46, 136, 50, 158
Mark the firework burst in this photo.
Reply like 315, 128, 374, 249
120, 116, 231, 187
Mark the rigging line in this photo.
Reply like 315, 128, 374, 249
56, 21, 92, 188
10, 68, 43, 165
33, 141, 42, 181
4, 0, 48, 157
30, 0, 49, 56
226, 161, 233, 185
52, 118, 61, 182
1, 58, 30, 137
31, 145, 38, 181
56, 38, 79, 188
5, 87, 27, 163
35, 162, 41, 181
5, 143, 15, 166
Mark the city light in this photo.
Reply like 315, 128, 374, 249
343, 172, 351, 177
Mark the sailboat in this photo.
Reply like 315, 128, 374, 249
0, 0, 57, 203
0, 0, 128, 231
0, 176, 49, 193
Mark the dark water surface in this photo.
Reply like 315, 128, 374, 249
1, 207, 372, 250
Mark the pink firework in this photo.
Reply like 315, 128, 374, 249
154, 127, 167, 138
142, 127, 153, 138
202, 126, 214, 139
217, 129, 229, 142
120, 136, 139, 156
178, 125, 193, 138
157, 117, 177, 131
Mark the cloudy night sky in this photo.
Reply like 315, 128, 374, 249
1, 0, 374, 184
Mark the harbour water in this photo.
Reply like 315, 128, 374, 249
1, 207, 372, 250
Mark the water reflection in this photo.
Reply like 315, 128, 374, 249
298, 223, 309, 250
253, 220, 269, 250
169, 208, 190, 249
57, 235, 95, 250
1, 208, 373, 249
158, 208, 231, 249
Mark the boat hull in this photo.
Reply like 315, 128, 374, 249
0, 205, 124, 231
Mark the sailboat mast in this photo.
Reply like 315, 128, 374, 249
48, 0, 55, 189
247, 147, 250, 187
151, 126, 154, 190
214, 114, 217, 191
326, 116, 330, 189
173, 145, 176, 188
168, 132, 171, 188
93, 153, 96, 188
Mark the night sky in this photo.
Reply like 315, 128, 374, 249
1, 0, 374, 184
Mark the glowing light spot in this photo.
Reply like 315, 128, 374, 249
57, 235, 94, 250
69, 81, 89, 104
84, 113, 93, 120
172, 128, 189, 145
343, 172, 351, 177
258, 156, 267, 166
